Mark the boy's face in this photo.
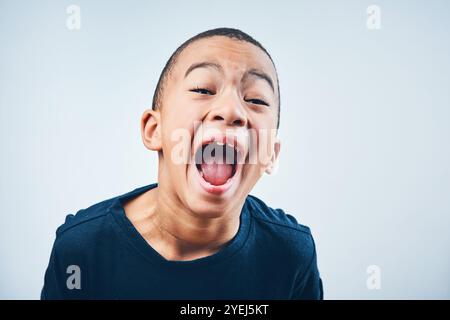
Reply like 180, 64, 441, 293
147, 36, 280, 217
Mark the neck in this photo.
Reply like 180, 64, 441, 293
125, 181, 243, 261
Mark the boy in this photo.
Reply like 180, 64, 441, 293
41, 28, 323, 299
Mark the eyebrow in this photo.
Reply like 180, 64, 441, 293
184, 61, 275, 93
184, 62, 223, 78
244, 69, 275, 92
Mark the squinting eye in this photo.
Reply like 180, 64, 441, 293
190, 87, 214, 95
245, 98, 269, 106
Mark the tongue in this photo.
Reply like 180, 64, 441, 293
201, 162, 233, 186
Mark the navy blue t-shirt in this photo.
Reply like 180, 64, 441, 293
41, 184, 323, 299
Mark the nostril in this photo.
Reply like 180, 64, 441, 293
212, 115, 245, 127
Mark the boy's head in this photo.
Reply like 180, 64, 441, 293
141, 28, 281, 217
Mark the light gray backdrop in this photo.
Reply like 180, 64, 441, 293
1, 0, 449, 299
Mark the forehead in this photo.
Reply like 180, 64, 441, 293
171, 36, 277, 83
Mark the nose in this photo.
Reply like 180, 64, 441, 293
205, 93, 247, 128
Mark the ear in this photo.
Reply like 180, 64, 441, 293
141, 109, 162, 151
264, 138, 281, 175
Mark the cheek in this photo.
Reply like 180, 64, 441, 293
247, 106, 277, 128
162, 100, 199, 139
248, 126, 277, 168
168, 103, 204, 133
161, 127, 192, 168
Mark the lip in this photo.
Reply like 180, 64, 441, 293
190, 133, 245, 196
192, 159, 242, 195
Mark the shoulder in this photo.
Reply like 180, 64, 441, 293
245, 194, 317, 263
52, 185, 155, 256
246, 194, 312, 234
56, 197, 115, 237
52, 192, 124, 259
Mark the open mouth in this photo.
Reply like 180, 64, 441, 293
194, 140, 240, 187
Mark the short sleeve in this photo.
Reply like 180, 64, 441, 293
291, 238, 324, 300
41, 239, 65, 300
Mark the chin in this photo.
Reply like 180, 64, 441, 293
185, 201, 230, 219
185, 168, 242, 217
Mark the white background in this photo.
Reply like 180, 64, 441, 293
1, 0, 449, 299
